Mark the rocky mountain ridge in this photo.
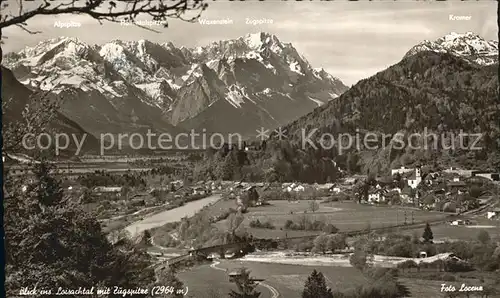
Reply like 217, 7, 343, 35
404, 32, 498, 66
3, 32, 348, 138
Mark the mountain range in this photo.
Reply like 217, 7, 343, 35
2, 31, 498, 160
404, 31, 498, 66
2, 32, 348, 144
282, 32, 499, 140
259, 32, 499, 179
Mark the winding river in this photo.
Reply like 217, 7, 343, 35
125, 194, 222, 238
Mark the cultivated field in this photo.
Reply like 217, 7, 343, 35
218, 200, 448, 238
403, 222, 500, 241
204, 198, 240, 218
177, 258, 500, 298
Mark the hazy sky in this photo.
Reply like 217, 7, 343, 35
2, 0, 497, 85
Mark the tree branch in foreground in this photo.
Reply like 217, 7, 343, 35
0, 0, 208, 32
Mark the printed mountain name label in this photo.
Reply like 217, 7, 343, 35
449, 15, 471, 21
53, 21, 81, 28
198, 18, 234, 25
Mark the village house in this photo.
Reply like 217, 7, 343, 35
447, 180, 467, 195
391, 166, 415, 176
130, 198, 146, 207
172, 179, 184, 186
231, 182, 249, 191
175, 188, 191, 198
407, 166, 422, 189
314, 182, 332, 190
243, 185, 262, 206
423, 172, 439, 186
487, 209, 500, 220
330, 186, 341, 193
192, 186, 208, 196
226, 189, 237, 199
342, 177, 357, 185
283, 182, 305, 192
315, 183, 341, 193
383, 189, 401, 205
400, 186, 414, 205
388, 187, 402, 194
472, 171, 500, 181
208, 181, 222, 190
421, 193, 438, 210
450, 219, 470, 226
132, 193, 157, 207
443, 167, 473, 178
148, 186, 171, 194
93, 186, 123, 196
434, 187, 446, 195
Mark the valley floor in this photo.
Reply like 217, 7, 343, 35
177, 256, 497, 298
124, 194, 222, 237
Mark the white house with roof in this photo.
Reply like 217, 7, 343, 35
407, 167, 422, 189
487, 209, 500, 220
315, 183, 341, 193
283, 182, 305, 192
473, 172, 500, 181
444, 167, 473, 177
368, 188, 388, 203
93, 186, 122, 193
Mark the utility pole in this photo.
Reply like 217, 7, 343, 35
404, 210, 407, 225
412, 211, 414, 225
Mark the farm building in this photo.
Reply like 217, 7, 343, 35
406, 167, 422, 189
472, 171, 500, 181
192, 186, 208, 195
443, 167, 474, 177
447, 180, 467, 194
368, 188, 388, 204
283, 182, 305, 192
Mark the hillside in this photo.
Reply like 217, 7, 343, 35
404, 32, 498, 66
2, 66, 99, 155
283, 51, 498, 140
270, 50, 499, 177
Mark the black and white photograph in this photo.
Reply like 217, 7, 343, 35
1, 0, 500, 297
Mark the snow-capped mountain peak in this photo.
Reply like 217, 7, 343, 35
99, 41, 127, 62
242, 32, 287, 55
4, 33, 349, 137
404, 32, 498, 65
312, 67, 342, 84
